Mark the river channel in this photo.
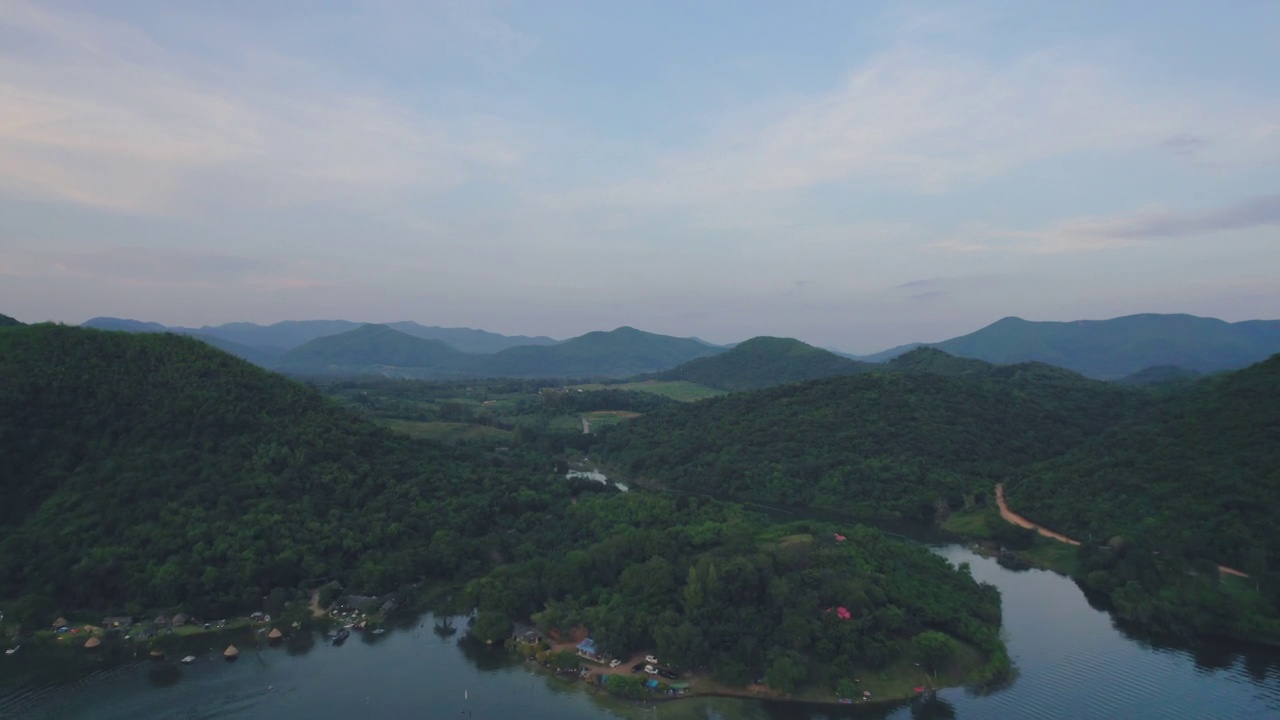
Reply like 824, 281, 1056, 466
2, 536, 1278, 719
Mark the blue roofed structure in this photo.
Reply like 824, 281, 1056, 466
575, 637, 603, 662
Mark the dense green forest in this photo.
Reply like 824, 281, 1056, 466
0, 313, 21, 327
464, 495, 1007, 691
1006, 354, 1280, 636
0, 324, 563, 617
656, 336, 873, 391
597, 363, 1143, 520
0, 323, 1005, 695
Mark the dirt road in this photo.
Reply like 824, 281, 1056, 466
994, 483, 1080, 545
993, 483, 1248, 577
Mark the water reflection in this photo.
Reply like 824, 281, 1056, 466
284, 629, 316, 656
145, 663, 180, 688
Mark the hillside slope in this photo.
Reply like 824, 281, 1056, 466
599, 359, 1143, 520
1009, 353, 1280, 571
0, 313, 21, 327
0, 324, 547, 615
657, 336, 873, 391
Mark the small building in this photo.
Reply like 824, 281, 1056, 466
511, 623, 542, 644
576, 637, 604, 663
336, 595, 378, 613
172, 613, 190, 627
154, 615, 169, 628
103, 616, 133, 631
52, 616, 69, 629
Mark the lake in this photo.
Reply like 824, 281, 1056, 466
2, 541, 1278, 719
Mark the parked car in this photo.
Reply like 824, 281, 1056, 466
631, 662, 646, 673
644, 665, 658, 675
645, 655, 659, 664
609, 659, 622, 668
658, 669, 677, 679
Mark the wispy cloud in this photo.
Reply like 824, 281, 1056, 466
1001, 194, 1280, 254
0, 244, 331, 291
565, 45, 1280, 214
0, 1, 523, 215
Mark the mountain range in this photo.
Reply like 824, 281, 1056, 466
858, 314, 1280, 379
81, 317, 559, 355
275, 323, 722, 379
75, 312, 1280, 381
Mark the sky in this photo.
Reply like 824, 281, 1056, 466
1, 0, 1278, 352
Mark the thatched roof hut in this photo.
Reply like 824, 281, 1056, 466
84, 636, 101, 649
53, 617, 69, 628
172, 613, 190, 627
223, 645, 239, 659
154, 615, 169, 627
267, 628, 283, 640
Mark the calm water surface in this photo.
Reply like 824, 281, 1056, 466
3, 543, 1278, 720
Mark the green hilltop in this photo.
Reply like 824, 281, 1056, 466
0, 323, 538, 615
1010, 353, 1280, 571
656, 336, 874, 391
473, 326, 723, 378
599, 356, 1142, 520
0, 313, 22, 327
277, 323, 465, 376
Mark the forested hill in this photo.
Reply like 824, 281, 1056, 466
597, 362, 1144, 520
0, 323, 1009, 690
656, 336, 873, 391
0, 313, 21, 327
472, 326, 723, 378
0, 323, 553, 616
277, 323, 466, 375
1008, 353, 1280, 574
873, 313, 1280, 379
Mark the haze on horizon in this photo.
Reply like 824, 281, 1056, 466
1, 0, 1278, 353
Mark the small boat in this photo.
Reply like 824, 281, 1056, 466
149, 647, 165, 659
4, 646, 18, 655
333, 628, 350, 644
181, 655, 196, 664
371, 628, 386, 635
224, 645, 239, 660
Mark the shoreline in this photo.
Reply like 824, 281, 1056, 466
535, 639, 969, 709
993, 483, 1249, 578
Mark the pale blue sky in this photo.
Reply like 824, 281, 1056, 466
1, 0, 1277, 351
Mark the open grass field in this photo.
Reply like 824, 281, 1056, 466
569, 380, 725, 402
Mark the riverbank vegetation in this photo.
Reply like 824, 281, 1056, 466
464, 496, 1009, 697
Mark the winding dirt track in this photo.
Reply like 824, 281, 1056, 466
993, 483, 1248, 578
994, 484, 1080, 545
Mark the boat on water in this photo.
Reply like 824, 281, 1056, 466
333, 628, 350, 644
181, 655, 196, 664
4, 646, 18, 655
371, 628, 386, 635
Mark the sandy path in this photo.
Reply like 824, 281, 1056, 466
993, 483, 1248, 577
994, 483, 1080, 545
308, 590, 327, 618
